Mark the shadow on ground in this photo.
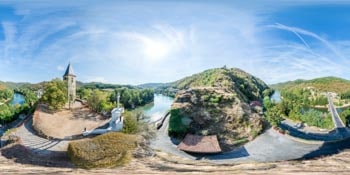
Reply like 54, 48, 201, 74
301, 137, 350, 159
0, 143, 73, 168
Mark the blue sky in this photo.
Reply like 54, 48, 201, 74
1, 0, 350, 85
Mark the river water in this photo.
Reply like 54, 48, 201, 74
270, 90, 281, 103
134, 94, 174, 123
10, 93, 25, 106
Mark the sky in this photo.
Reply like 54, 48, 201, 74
1, 0, 350, 85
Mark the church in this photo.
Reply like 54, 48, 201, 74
63, 63, 76, 109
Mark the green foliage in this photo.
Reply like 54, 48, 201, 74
67, 132, 137, 169
0, 89, 13, 102
41, 79, 67, 111
340, 109, 350, 127
77, 88, 92, 100
162, 67, 269, 102
111, 88, 154, 109
268, 86, 334, 129
15, 88, 38, 106
263, 89, 275, 98
263, 96, 273, 110
300, 109, 333, 129
265, 104, 283, 126
271, 76, 350, 94
87, 89, 112, 113
310, 96, 328, 106
0, 87, 38, 124
0, 104, 15, 123
168, 108, 189, 138
341, 91, 350, 100
122, 111, 138, 134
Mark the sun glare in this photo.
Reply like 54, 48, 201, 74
143, 39, 169, 60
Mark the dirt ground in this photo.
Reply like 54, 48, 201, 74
33, 102, 109, 139
1, 142, 350, 175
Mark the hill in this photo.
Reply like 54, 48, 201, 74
167, 67, 269, 101
271, 76, 350, 94
137, 83, 168, 89
168, 67, 270, 151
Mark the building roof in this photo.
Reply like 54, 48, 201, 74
177, 134, 222, 153
63, 63, 75, 77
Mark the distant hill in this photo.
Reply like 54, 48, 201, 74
271, 76, 350, 94
137, 83, 168, 89
79, 82, 135, 90
0, 81, 43, 90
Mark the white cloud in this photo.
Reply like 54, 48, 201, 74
1, 1, 350, 85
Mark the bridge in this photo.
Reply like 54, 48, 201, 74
327, 93, 346, 128
327, 92, 349, 139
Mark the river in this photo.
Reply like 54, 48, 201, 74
10, 93, 25, 106
270, 90, 281, 103
134, 94, 174, 123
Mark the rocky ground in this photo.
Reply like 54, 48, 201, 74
171, 87, 264, 151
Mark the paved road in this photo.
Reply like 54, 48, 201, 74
12, 117, 69, 155
150, 114, 347, 163
327, 93, 346, 128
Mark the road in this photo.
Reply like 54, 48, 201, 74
327, 93, 346, 128
7, 117, 69, 155
150, 114, 346, 163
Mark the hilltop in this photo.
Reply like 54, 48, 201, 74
168, 67, 270, 151
271, 76, 350, 93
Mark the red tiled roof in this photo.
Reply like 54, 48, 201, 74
177, 134, 222, 153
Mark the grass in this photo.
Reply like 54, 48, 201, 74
67, 132, 138, 169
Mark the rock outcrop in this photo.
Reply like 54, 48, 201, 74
167, 67, 269, 151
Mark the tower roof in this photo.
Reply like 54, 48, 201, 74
63, 63, 75, 77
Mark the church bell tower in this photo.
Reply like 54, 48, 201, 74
63, 63, 76, 109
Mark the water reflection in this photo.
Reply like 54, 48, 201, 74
10, 93, 25, 106
134, 94, 174, 122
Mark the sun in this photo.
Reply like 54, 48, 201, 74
143, 39, 169, 60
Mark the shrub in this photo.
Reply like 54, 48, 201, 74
122, 111, 138, 134
168, 108, 189, 138
67, 132, 138, 169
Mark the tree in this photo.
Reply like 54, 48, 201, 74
266, 105, 283, 126
122, 111, 138, 134
87, 89, 108, 112
0, 104, 14, 124
78, 88, 92, 100
41, 79, 67, 111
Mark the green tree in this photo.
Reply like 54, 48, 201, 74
41, 79, 67, 111
266, 105, 283, 126
87, 89, 108, 112
122, 111, 138, 134
0, 104, 14, 124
